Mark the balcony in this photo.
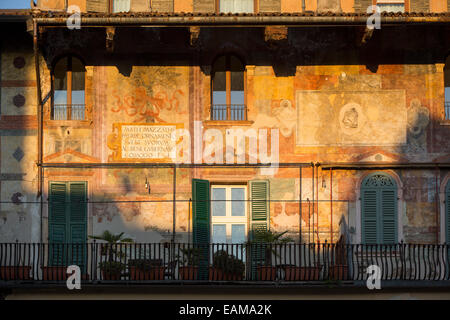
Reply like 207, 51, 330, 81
53, 104, 85, 121
210, 104, 247, 121
0, 242, 449, 287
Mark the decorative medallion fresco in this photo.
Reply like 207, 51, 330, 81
296, 90, 407, 146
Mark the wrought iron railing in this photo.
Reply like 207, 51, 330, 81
53, 104, 85, 120
0, 242, 449, 283
211, 104, 247, 121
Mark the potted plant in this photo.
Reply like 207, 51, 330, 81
328, 239, 349, 281
246, 230, 294, 281
89, 231, 134, 281
209, 250, 245, 281
178, 247, 200, 280
0, 246, 32, 281
128, 258, 164, 280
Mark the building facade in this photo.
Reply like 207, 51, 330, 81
0, 0, 449, 298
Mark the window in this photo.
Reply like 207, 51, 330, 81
445, 56, 450, 120
211, 54, 246, 121
219, 0, 254, 13
52, 56, 86, 120
113, 0, 130, 12
211, 185, 247, 244
361, 173, 398, 244
376, 0, 405, 12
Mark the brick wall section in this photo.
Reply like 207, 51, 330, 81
354, 0, 372, 12
193, 0, 215, 12
152, 0, 174, 11
86, 0, 109, 12
259, 0, 282, 12
410, 0, 430, 12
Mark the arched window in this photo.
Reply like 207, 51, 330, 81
361, 172, 398, 244
444, 55, 450, 120
211, 54, 246, 121
52, 56, 85, 121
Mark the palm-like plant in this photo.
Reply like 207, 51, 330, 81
89, 231, 134, 262
246, 230, 294, 266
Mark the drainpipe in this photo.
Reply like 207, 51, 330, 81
316, 162, 320, 244
302, 0, 306, 12
435, 166, 440, 244
172, 164, 177, 243
33, 20, 44, 243
299, 166, 302, 243
311, 163, 314, 243
330, 168, 333, 243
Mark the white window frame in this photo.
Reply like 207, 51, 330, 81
210, 185, 248, 243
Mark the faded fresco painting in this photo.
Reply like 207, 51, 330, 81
296, 90, 407, 147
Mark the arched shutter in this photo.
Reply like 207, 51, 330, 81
361, 173, 397, 244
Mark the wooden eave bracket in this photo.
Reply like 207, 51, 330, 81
189, 26, 201, 47
359, 26, 375, 47
264, 26, 288, 46
106, 26, 116, 52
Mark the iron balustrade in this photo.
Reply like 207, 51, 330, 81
0, 242, 449, 283
211, 104, 247, 121
53, 104, 85, 120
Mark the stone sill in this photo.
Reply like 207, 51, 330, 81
439, 121, 450, 126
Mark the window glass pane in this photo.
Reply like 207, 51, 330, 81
53, 57, 67, 120
212, 56, 226, 107
212, 188, 226, 216
54, 57, 67, 90
230, 55, 244, 107
231, 224, 245, 243
220, 0, 253, 13
231, 188, 245, 216
377, 3, 404, 12
212, 224, 227, 243
71, 57, 85, 91
113, 0, 130, 12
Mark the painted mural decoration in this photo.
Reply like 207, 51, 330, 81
404, 99, 430, 153
296, 90, 407, 146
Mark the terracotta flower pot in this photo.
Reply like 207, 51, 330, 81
178, 266, 198, 280
42, 266, 68, 281
256, 266, 277, 281
328, 265, 349, 280
129, 266, 165, 280
0, 266, 31, 280
101, 270, 122, 280
283, 266, 321, 281
209, 267, 243, 281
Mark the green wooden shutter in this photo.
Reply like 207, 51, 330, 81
49, 182, 68, 266
192, 179, 210, 280
69, 182, 87, 268
361, 173, 397, 244
362, 189, 378, 244
381, 189, 397, 244
249, 180, 269, 279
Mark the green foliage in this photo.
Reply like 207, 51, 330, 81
213, 250, 245, 276
127, 259, 162, 270
178, 248, 201, 266
247, 230, 294, 245
98, 261, 126, 274
246, 230, 294, 266
89, 230, 134, 264
89, 231, 134, 244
